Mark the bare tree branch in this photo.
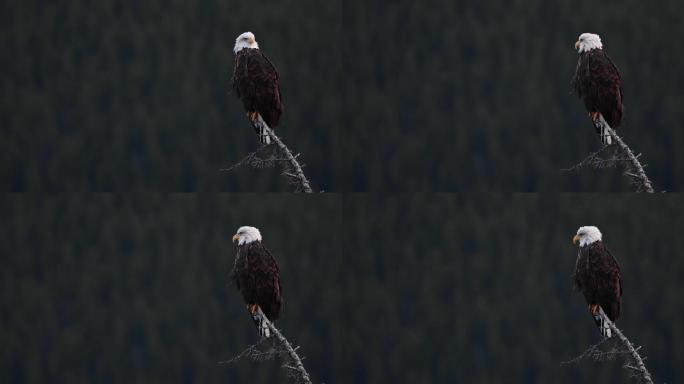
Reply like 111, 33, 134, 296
600, 117, 655, 193
221, 116, 314, 193
562, 307, 654, 384
563, 116, 656, 193
221, 307, 312, 384
257, 307, 312, 384
220, 145, 279, 172
561, 337, 614, 365
220, 338, 271, 364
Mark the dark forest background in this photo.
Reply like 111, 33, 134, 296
343, 194, 684, 382
3, 0, 683, 192
1, 1, 341, 191
2, 0, 683, 382
1, 194, 343, 383
342, 0, 684, 191
2, 194, 683, 383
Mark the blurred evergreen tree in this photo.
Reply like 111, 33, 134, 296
1, 1, 341, 191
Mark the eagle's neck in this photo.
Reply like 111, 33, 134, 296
579, 47, 602, 55
234, 43, 259, 54
579, 236, 601, 248
239, 238, 260, 246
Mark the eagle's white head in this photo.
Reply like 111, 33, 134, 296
575, 33, 603, 53
232, 226, 262, 245
234, 32, 259, 54
572, 226, 603, 247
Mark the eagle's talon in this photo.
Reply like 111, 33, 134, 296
247, 303, 258, 316
247, 111, 259, 124
589, 304, 599, 316
589, 111, 600, 124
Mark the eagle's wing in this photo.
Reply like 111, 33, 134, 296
607, 247, 622, 299
231, 54, 242, 97
243, 244, 282, 321
605, 53, 622, 81
600, 246, 622, 321
571, 58, 583, 96
572, 253, 582, 291
263, 54, 279, 82
261, 53, 283, 116
605, 53, 624, 108
230, 253, 240, 290
596, 52, 623, 127
264, 247, 283, 314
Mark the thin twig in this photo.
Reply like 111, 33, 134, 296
563, 116, 656, 193
599, 308, 654, 384
220, 145, 277, 172
561, 337, 613, 365
562, 307, 654, 384
221, 116, 314, 193
221, 308, 312, 384
256, 307, 313, 384
599, 116, 654, 193
562, 146, 615, 172
219, 338, 270, 364
258, 117, 313, 193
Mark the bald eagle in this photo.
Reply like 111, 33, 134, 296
572, 33, 624, 145
572, 226, 622, 337
231, 32, 283, 145
231, 226, 283, 337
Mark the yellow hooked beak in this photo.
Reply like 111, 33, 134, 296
572, 234, 580, 245
232, 234, 240, 243
575, 41, 580, 50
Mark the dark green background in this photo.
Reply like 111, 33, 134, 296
1, 194, 343, 383
342, 1, 684, 191
342, 194, 683, 382
1, 1, 340, 191
2, 0, 682, 382
3, 1, 683, 192
2, 194, 682, 383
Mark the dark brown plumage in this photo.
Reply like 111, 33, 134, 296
231, 48, 283, 129
572, 48, 624, 130
574, 240, 622, 335
232, 240, 283, 322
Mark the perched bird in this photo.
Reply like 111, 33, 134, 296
231, 226, 283, 337
572, 226, 622, 337
231, 32, 283, 145
572, 33, 624, 145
